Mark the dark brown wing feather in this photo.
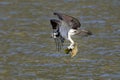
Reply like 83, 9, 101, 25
50, 19, 65, 51
50, 19, 60, 29
54, 12, 81, 29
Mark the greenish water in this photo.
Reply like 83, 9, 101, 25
0, 0, 120, 80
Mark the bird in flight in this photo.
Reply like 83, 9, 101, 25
50, 12, 92, 55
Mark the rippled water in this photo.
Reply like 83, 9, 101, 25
0, 0, 120, 80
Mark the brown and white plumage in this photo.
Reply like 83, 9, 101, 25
50, 12, 92, 51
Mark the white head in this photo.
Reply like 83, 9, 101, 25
68, 29, 78, 36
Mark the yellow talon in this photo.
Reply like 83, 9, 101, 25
64, 48, 71, 54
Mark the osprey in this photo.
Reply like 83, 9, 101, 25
50, 12, 92, 51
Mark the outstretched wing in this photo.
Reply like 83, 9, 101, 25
53, 13, 92, 37
50, 12, 82, 51
54, 12, 81, 29
50, 19, 65, 51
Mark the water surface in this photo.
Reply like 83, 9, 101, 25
0, 0, 120, 80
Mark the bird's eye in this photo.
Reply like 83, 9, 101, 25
74, 31, 77, 33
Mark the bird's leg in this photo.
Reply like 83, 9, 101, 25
64, 42, 74, 54
68, 42, 74, 49
68, 31, 75, 50
65, 34, 75, 54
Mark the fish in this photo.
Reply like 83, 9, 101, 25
71, 42, 78, 57
64, 42, 78, 57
